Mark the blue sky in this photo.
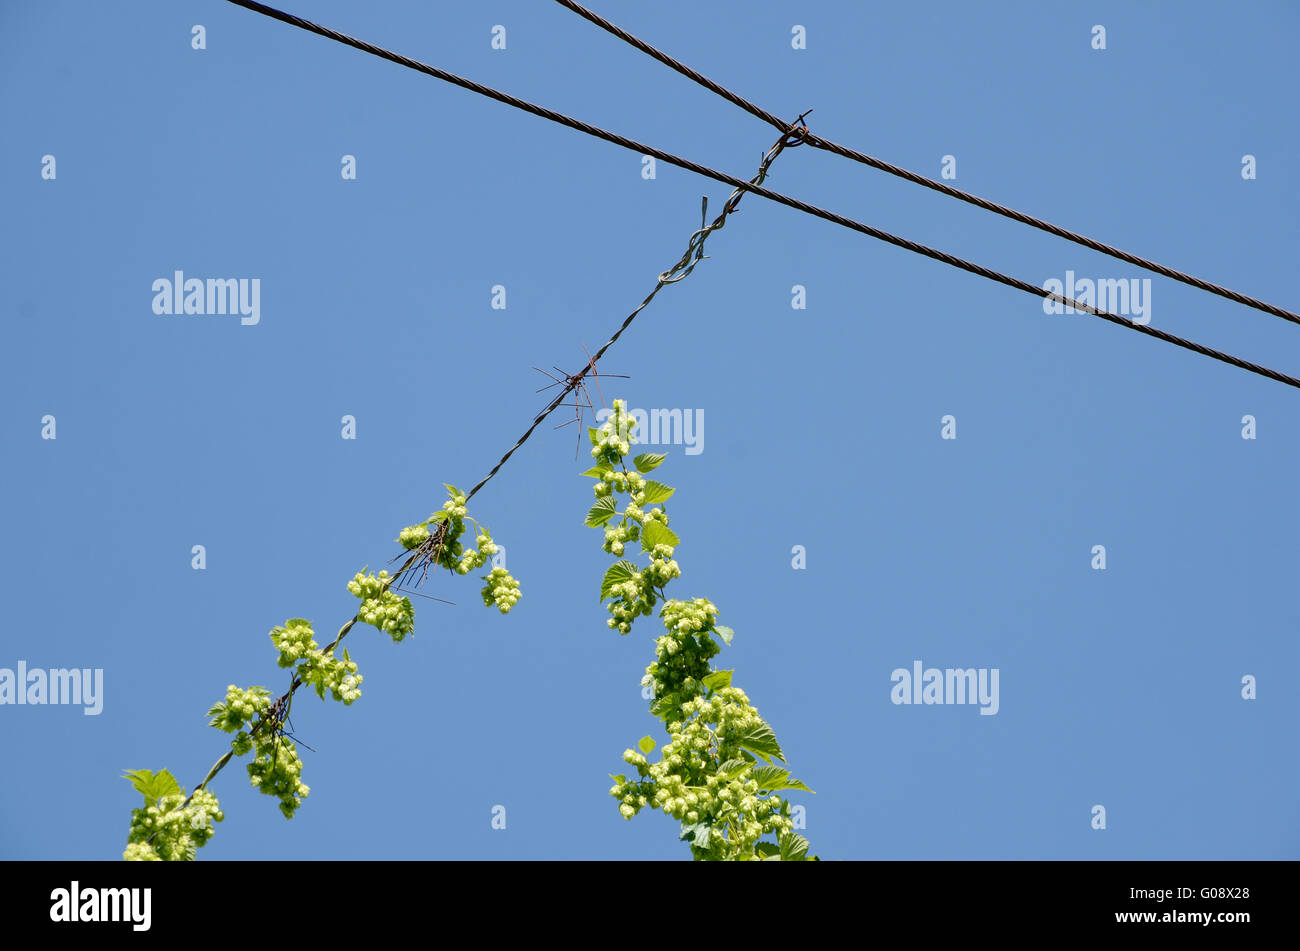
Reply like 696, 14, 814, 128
2, 0, 1297, 860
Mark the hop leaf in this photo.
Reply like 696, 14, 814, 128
122, 768, 181, 804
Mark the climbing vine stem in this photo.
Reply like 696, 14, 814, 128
121, 486, 518, 860
589, 400, 816, 861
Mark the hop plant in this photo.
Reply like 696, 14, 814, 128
270, 618, 318, 668
583, 403, 816, 861
322, 658, 363, 704
247, 734, 309, 819
481, 566, 521, 613
269, 619, 364, 705
124, 486, 520, 858
589, 399, 638, 462
442, 491, 469, 519
398, 524, 430, 550
348, 570, 415, 641
122, 770, 223, 862
206, 684, 271, 734
457, 531, 496, 575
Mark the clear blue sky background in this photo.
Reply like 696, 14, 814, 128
2, 0, 1297, 860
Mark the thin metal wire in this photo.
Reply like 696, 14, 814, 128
179, 0, 1300, 815
553, 0, 791, 130
552, 0, 1300, 328
224, 0, 1300, 392
464, 122, 807, 502
178, 121, 803, 808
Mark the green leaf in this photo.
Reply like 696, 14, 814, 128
749, 765, 814, 793
679, 821, 713, 849
737, 723, 786, 764
640, 480, 675, 504
778, 832, 812, 862
581, 462, 612, 478
633, 453, 666, 473
609, 773, 627, 785
637, 735, 656, 755
640, 520, 680, 552
122, 768, 182, 804
584, 496, 618, 527
754, 841, 782, 859
713, 625, 735, 646
701, 670, 733, 692
588, 427, 601, 447
443, 484, 462, 499
716, 759, 750, 781
600, 561, 638, 600
749, 765, 789, 790
427, 510, 449, 524
122, 768, 155, 797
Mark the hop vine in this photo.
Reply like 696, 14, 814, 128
123, 486, 519, 859
588, 400, 816, 861
347, 570, 416, 641
121, 769, 223, 862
